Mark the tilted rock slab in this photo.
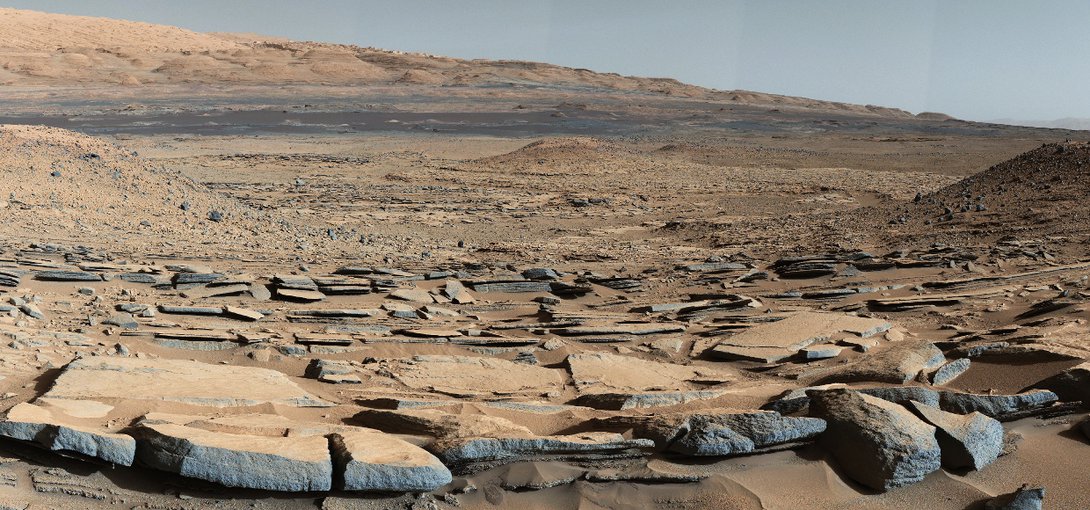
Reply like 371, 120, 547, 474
133, 422, 334, 491
0, 402, 135, 466
808, 389, 941, 491
938, 390, 1058, 420
908, 400, 1002, 470
434, 432, 653, 472
668, 410, 827, 456
330, 429, 452, 491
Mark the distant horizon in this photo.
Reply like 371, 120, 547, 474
1, 0, 1088, 123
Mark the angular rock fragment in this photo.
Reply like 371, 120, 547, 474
434, 432, 653, 472
808, 389, 941, 491
571, 390, 725, 410
441, 280, 475, 304
330, 429, 452, 491
907, 401, 1002, 470
305, 359, 361, 384
668, 410, 827, 456
470, 280, 552, 293
157, 305, 222, 316
103, 312, 138, 330
276, 288, 326, 302
389, 288, 434, 303
223, 305, 263, 321
35, 270, 103, 282
1031, 361, 1090, 404
931, 358, 971, 386
984, 485, 1045, 510
938, 390, 1058, 420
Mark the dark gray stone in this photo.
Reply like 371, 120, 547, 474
808, 389, 941, 491
938, 390, 1058, 420
669, 411, 826, 456
984, 485, 1045, 510
931, 358, 971, 386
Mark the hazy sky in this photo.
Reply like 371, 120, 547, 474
1, 0, 1086, 121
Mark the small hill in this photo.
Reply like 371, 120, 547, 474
880, 142, 1090, 248
0, 125, 337, 255
470, 137, 639, 175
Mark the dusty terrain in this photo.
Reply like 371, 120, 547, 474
0, 7, 1086, 510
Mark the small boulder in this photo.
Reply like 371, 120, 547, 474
907, 400, 1002, 470
984, 485, 1045, 510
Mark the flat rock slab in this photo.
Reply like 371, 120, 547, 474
808, 388, 941, 491
134, 422, 332, 491
331, 429, 452, 491
434, 432, 654, 471
276, 288, 326, 302
389, 288, 435, 303
567, 352, 732, 392
711, 311, 891, 361
572, 390, 725, 410
0, 402, 135, 466
44, 357, 332, 408
387, 355, 564, 395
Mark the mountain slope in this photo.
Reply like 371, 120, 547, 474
0, 7, 924, 118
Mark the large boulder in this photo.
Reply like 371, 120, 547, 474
907, 401, 1002, 470
808, 389, 941, 491
133, 422, 333, 491
0, 402, 135, 466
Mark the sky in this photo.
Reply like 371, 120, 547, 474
0, 0, 1086, 122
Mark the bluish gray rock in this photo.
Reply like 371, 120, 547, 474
0, 403, 135, 466
908, 400, 1002, 470
330, 430, 452, 491
808, 389, 941, 491
938, 390, 1058, 420
984, 485, 1045, 510
134, 423, 332, 491
435, 433, 653, 471
669, 411, 827, 456
931, 358, 971, 386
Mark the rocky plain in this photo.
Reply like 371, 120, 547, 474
0, 6, 1086, 510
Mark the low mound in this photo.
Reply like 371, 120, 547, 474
879, 142, 1090, 248
0, 125, 331, 256
471, 137, 637, 174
